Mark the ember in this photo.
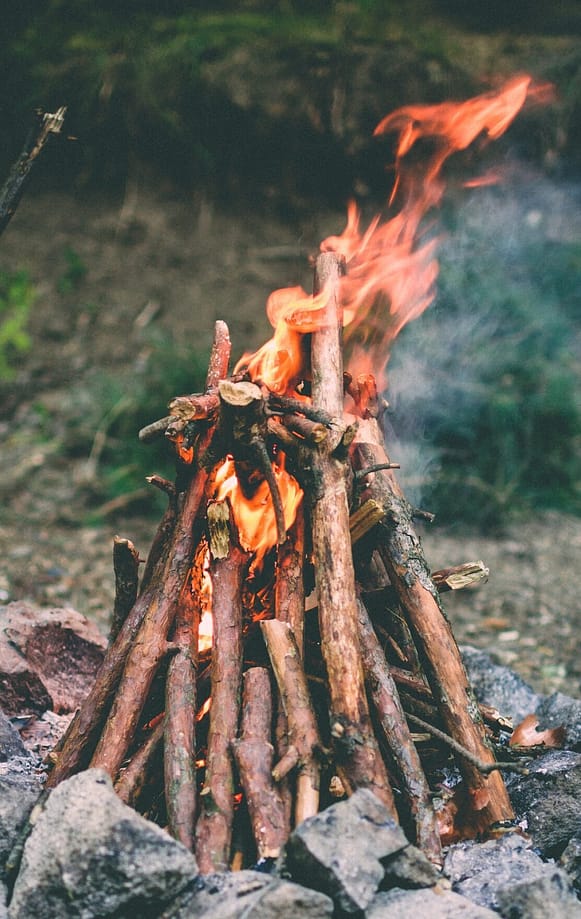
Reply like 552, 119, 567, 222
44, 76, 544, 870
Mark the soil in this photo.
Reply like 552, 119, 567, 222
0, 186, 579, 702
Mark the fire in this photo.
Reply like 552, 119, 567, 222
213, 454, 303, 568
236, 75, 538, 393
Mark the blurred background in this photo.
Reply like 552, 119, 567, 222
1, 1, 580, 691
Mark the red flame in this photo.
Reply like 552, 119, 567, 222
236, 75, 538, 393
213, 455, 302, 568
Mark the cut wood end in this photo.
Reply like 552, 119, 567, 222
207, 500, 233, 559
218, 379, 262, 406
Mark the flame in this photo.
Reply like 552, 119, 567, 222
235, 75, 538, 393
213, 455, 302, 567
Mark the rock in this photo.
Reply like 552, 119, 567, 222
383, 844, 440, 889
506, 750, 581, 858
0, 883, 8, 919
366, 887, 499, 918
0, 773, 41, 884
0, 710, 27, 761
461, 646, 540, 724
0, 602, 106, 716
561, 837, 581, 895
8, 769, 197, 919
495, 868, 581, 918
444, 833, 550, 911
281, 788, 428, 914
162, 871, 333, 918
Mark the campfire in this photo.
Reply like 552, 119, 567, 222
45, 76, 542, 871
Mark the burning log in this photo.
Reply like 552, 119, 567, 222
194, 501, 250, 873
308, 252, 397, 817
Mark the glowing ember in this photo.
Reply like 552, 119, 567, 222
213, 455, 302, 568
236, 75, 539, 393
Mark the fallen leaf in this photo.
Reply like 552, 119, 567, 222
509, 713, 565, 748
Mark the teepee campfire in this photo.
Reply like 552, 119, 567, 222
44, 76, 542, 871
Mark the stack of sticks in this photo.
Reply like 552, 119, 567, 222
45, 252, 517, 871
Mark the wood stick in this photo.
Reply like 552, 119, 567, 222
109, 537, 140, 643
0, 107, 67, 237
164, 573, 200, 850
232, 668, 288, 859
195, 501, 249, 873
274, 507, 306, 655
431, 561, 489, 592
356, 599, 442, 864
273, 508, 306, 830
260, 619, 321, 823
309, 252, 396, 815
351, 416, 515, 833
115, 718, 165, 806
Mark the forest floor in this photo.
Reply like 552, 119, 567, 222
0, 186, 580, 701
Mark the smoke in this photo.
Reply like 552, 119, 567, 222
382, 167, 581, 520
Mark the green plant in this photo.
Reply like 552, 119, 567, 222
0, 269, 34, 380
57, 247, 87, 295
65, 329, 209, 517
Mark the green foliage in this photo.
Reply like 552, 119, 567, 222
64, 329, 209, 517
389, 205, 581, 527
57, 247, 88, 295
0, 269, 34, 380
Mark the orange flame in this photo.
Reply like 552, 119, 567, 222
236, 75, 538, 393
213, 455, 302, 567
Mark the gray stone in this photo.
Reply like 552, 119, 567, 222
461, 646, 540, 725
561, 837, 581, 894
0, 711, 27, 761
366, 887, 498, 918
0, 773, 41, 884
281, 788, 411, 914
383, 844, 440, 889
8, 769, 197, 919
496, 867, 581, 918
506, 750, 581, 857
162, 870, 333, 918
444, 833, 549, 911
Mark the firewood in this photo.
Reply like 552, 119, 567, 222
195, 501, 250, 873
356, 599, 442, 864
431, 561, 489, 592
115, 718, 165, 807
309, 252, 396, 816
164, 574, 200, 850
351, 415, 515, 833
260, 619, 321, 823
231, 668, 288, 860
274, 508, 306, 654
109, 537, 140, 643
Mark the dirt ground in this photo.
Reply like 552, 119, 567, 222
0, 187, 579, 700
